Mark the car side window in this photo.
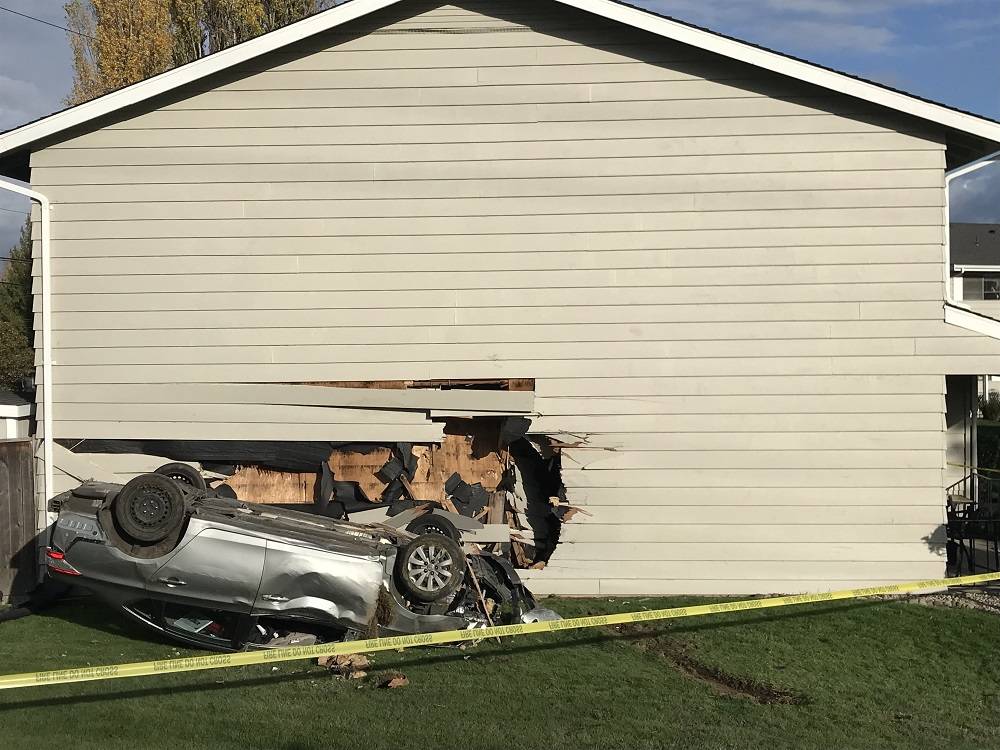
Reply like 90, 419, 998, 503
161, 603, 241, 646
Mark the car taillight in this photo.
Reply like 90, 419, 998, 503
46, 547, 81, 575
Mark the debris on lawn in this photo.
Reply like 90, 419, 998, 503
318, 654, 370, 680
377, 673, 409, 689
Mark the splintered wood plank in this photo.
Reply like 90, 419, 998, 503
307, 380, 410, 389
223, 466, 316, 504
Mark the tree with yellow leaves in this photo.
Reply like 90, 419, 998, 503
65, 0, 173, 105
65, 0, 336, 104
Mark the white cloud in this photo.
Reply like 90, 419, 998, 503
759, 19, 896, 52
0, 73, 51, 132
639, 0, 976, 54
759, 0, 949, 14
0, 1, 72, 252
952, 167, 1000, 223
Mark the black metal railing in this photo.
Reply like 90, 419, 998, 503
946, 471, 1000, 574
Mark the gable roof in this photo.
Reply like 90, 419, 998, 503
2, 0, 1000, 180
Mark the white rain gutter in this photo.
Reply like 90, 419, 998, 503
0, 179, 53, 514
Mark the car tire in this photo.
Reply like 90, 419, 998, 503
113, 473, 187, 545
154, 462, 207, 490
405, 513, 460, 541
395, 533, 465, 604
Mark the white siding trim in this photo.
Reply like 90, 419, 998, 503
1, 0, 999, 163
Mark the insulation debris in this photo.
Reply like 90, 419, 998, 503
378, 673, 409, 689
318, 654, 370, 680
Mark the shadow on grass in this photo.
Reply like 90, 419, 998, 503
34, 597, 181, 648
0, 596, 886, 710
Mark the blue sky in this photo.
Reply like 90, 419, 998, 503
1, 0, 999, 253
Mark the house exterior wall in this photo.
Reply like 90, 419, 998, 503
27, 0, 1000, 594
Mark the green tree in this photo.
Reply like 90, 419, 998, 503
0, 220, 32, 339
0, 220, 34, 390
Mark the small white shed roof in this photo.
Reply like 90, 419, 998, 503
1, 0, 999, 178
0, 391, 30, 419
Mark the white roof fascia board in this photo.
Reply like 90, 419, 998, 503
945, 303, 1000, 341
2, 0, 1000, 158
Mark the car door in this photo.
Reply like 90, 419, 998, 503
146, 527, 266, 613
253, 539, 382, 629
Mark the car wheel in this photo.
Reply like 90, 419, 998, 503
405, 513, 460, 541
396, 533, 465, 603
154, 462, 207, 490
113, 473, 187, 544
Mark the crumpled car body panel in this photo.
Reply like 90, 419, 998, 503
49, 481, 542, 650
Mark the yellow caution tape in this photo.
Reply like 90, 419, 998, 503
3, 570, 1000, 692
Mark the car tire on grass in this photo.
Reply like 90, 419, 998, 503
396, 533, 465, 603
113, 473, 187, 545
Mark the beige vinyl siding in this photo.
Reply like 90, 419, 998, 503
28, 0, 1000, 594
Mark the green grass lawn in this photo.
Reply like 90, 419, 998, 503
1, 595, 998, 749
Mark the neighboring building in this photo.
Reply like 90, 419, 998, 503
0, 391, 30, 439
5, 0, 1000, 594
952, 222, 1000, 303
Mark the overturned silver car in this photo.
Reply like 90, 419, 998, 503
48, 473, 556, 652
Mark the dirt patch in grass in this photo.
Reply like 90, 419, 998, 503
612, 624, 810, 706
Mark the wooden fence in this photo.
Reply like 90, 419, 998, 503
0, 439, 35, 604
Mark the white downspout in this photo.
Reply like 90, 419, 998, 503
0, 179, 53, 516
945, 149, 1000, 306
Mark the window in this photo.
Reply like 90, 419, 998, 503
962, 276, 1000, 300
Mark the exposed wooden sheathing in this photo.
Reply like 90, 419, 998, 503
222, 418, 507, 505
330, 447, 393, 501
410, 419, 505, 500
224, 466, 316, 504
